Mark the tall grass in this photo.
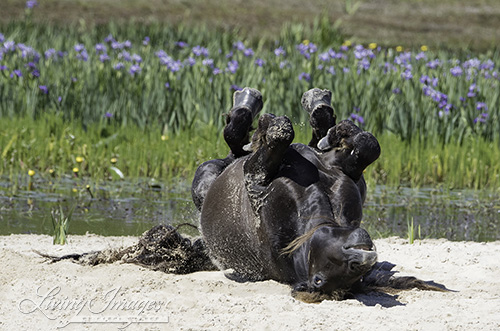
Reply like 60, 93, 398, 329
1, 18, 499, 189
1, 113, 499, 190
1, 19, 498, 142
0, 112, 229, 185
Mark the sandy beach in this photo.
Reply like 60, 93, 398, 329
1, 234, 499, 330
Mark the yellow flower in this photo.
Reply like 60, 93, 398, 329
302, 39, 310, 45
421, 45, 428, 52
368, 43, 377, 50
73, 167, 79, 173
76, 156, 84, 163
161, 135, 168, 141
72, 188, 78, 193
110, 157, 118, 164
28, 169, 35, 176
396, 46, 403, 52
343, 40, 352, 47
49, 169, 54, 174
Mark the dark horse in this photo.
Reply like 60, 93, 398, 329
192, 87, 381, 296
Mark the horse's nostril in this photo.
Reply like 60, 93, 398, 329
349, 261, 360, 271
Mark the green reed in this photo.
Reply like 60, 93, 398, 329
1, 19, 499, 190
2, 113, 499, 191
51, 204, 74, 245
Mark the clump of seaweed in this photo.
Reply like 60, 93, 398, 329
37, 224, 217, 274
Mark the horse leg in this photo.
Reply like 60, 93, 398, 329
244, 114, 295, 188
191, 88, 263, 211
223, 87, 263, 158
301, 88, 336, 149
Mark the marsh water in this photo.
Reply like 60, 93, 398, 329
1, 176, 499, 242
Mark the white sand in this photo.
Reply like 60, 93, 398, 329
1, 234, 499, 330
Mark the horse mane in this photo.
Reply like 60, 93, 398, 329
281, 222, 336, 256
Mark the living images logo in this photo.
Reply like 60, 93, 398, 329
18, 285, 169, 329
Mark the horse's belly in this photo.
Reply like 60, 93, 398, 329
200, 160, 271, 280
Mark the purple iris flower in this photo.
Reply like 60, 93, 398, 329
114, 62, 125, 70
476, 102, 488, 111
450, 66, 463, 76
230, 85, 242, 91
480, 59, 494, 71
186, 57, 196, 66
420, 75, 439, 87
10, 69, 23, 78
192, 46, 209, 57
243, 48, 254, 57
212, 68, 221, 75
176, 41, 189, 48
426, 59, 441, 69
119, 51, 132, 62
74, 44, 85, 52
415, 52, 427, 61
326, 66, 336, 75
202, 58, 214, 67
474, 113, 489, 123
99, 54, 110, 62
123, 40, 132, 48
129, 64, 141, 76
463, 58, 481, 69
76, 50, 88, 61
319, 52, 330, 62
298, 72, 311, 81
143, 37, 150, 46
254, 58, 265, 67
467, 83, 477, 98
296, 43, 311, 59
401, 70, 413, 80
111, 41, 124, 50
274, 47, 286, 57
104, 34, 114, 43
233, 41, 246, 51
105, 112, 113, 118
350, 113, 364, 125
392, 88, 401, 94
358, 58, 370, 71
131, 54, 142, 63
394, 52, 412, 66
4, 40, 15, 52
45, 48, 57, 59
168, 60, 182, 73
38, 85, 48, 94
26, 0, 37, 9
95, 43, 106, 54
227, 60, 238, 73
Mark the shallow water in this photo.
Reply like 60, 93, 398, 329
363, 186, 500, 242
1, 177, 499, 241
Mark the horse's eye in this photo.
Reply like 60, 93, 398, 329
313, 275, 323, 286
